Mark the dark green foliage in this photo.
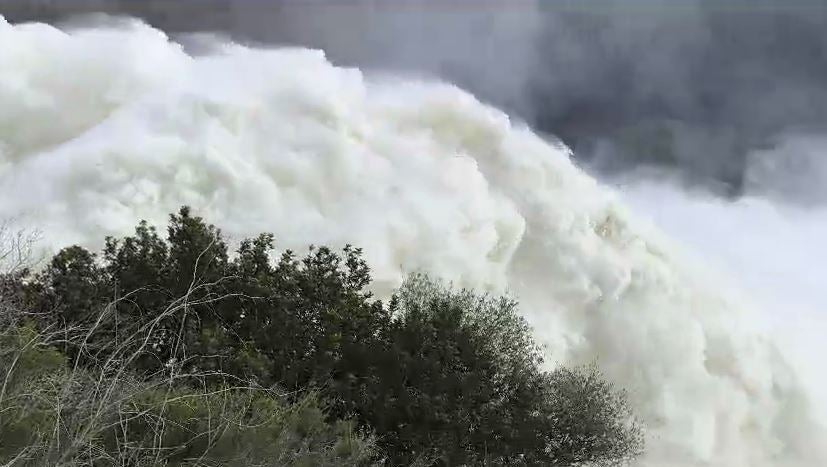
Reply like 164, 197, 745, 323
0, 324, 376, 466
364, 276, 643, 466
10, 207, 643, 466
0, 325, 66, 462
362, 277, 543, 465
542, 366, 644, 466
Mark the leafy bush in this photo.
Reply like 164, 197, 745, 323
8, 207, 643, 466
364, 276, 643, 466
0, 323, 376, 466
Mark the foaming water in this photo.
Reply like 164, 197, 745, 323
620, 181, 827, 421
1, 17, 824, 466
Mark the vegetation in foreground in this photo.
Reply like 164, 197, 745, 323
0, 208, 643, 466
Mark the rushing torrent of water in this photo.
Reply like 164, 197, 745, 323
1, 17, 824, 466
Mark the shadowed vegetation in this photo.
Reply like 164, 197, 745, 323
1, 207, 643, 466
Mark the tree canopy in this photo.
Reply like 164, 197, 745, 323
2, 207, 643, 466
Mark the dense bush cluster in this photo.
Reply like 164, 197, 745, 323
0, 208, 643, 466
0, 325, 375, 466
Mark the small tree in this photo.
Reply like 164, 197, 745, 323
362, 275, 643, 466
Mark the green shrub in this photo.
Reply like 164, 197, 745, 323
0, 323, 376, 466
360, 275, 643, 466
12, 207, 643, 466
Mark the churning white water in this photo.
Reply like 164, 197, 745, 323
1, 17, 824, 466
620, 180, 827, 421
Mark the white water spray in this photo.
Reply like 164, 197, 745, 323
1, 17, 824, 466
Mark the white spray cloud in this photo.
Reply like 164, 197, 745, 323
744, 132, 827, 205
0, 17, 824, 466
620, 174, 827, 418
